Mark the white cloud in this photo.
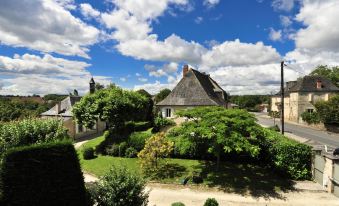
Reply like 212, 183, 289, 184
134, 81, 175, 94
138, 77, 148, 82
268, 28, 282, 41
0, 0, 99, 58
272, 0, 296, 11
80, 3, 100, 19
280, 15, 292, 27
203, 0, 220, 8
194, 16, 203, 24
135, 73, 142, 77
145, 62, 179, 77
120, 77, 127, 82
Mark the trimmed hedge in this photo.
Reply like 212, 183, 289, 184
259, 128, 312, 180
83, 147, 95, 160
0, 141, 89, 206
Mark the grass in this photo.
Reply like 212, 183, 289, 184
77, 134, 295, 199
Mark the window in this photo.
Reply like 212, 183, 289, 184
165, 108, 172, 118
307, 109, 314, 113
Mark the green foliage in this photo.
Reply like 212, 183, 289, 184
0, 118, 69, 156
230, 95, 270, 110
315, 95, 339, 124
310, 65, 339, 87
0, 141, 89, 206
138, 133, 174, 175
72, 86, 149, 134
259, 128, 312, 180
152, 116, 176, 133
125, 147, 138, 158
171, 202, 185, 206
301, 111, 321, 124
136, 89, 154, 123
203, 198, 219, 206
83, 147, 95, 160
154, 88, 171, 103
170, 107, 261, 165
127, 130, 152, 151
125, 121, 152, 133
268, 125, 280, 132
89, 166, 148, 206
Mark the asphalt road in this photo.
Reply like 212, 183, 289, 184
254, 113, 339, 148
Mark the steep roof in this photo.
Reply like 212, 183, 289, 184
40, 96, 81, 117
274, 75, 339, 96
157, 68, 227, 106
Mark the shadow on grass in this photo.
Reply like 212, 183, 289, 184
194, 161, 296, 200
152, 163, 187, 180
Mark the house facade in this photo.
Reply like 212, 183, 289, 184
41, 78, 106, 139
157, 65, 229, 118
271, 75, 339, 123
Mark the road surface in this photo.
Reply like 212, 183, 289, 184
254, 113, 339, 148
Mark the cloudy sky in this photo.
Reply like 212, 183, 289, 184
0, 0, 339, 95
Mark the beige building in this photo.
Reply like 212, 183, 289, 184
271, 76, 339, 123
41, 78, 106, 139
157, 65, 229, 118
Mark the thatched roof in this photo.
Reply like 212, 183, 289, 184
157, 68, 227, 106
41, 96, 81, 117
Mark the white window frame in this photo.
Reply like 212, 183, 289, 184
165, 108, 172, 118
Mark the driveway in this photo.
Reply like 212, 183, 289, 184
253, 112, 339, 149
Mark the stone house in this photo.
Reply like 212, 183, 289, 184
271, 75, 339, 123
41, 78, 106, 139
157, 65, 229, 118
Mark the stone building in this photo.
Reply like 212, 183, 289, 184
41, 78, 106, 139
157, 65, 229, 118
271, 75, 339, 123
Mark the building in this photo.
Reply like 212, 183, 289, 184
157, 65, 229, 118
271, 75, 339, 123
41, 78, 106, 139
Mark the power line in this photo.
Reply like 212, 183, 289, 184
284, 64, 307, 76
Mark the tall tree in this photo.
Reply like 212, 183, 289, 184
154, 89, 171, 103
310, 65, 339, 87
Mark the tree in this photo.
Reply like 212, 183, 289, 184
154, 89, 171, 103
172, 107, 261, 169
315, 94, 339, 124
136, 89, 154, 122
72, 86, 148, 134
95, 83, 105, 91
310, 65, 339, 87
138, 133, 174, 174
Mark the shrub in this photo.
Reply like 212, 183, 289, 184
259, 128, 312, 180
119, 141, 128, 156
89, 166, 148, 206
171, 202, 185, 206
0, 118, 69, 156
191, 171, 203, 184
83, 147, 95, 160
105, 144, 120, 156
301, 111, 321, 124
125, 121, 152, 133
0, 141, 89, 206
268, 124, 280, 132
127, 130, 152, 151
204, 198, 219, 206
315, 95, 339, 124
152, 116, 175, 133
125, 147, 138, 158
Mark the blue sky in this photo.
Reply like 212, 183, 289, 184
0, 0, 338, 95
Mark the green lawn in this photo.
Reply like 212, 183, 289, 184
78, 135, 295, 198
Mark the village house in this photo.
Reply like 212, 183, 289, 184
40, 78, 106, 139
271, 75, 339, 124
157, 65, 229, 118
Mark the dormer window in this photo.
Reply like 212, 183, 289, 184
316, 80, 322, 89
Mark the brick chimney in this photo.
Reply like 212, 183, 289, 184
183, 65, 189, 77
316, 80, 322, 89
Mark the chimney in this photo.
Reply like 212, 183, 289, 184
183, 65, 189, 77
316, 80, 322, 89
55, 102, 61, 114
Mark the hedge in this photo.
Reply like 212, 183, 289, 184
259, 128, 312, 180
0, 118, 69, 156
0, 141, 89, 206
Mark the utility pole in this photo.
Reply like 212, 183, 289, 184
280, 61, 285, 135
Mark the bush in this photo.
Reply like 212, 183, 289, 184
105, 144, 120, 156
192, 172, 203, 184
152, 116, 175, 133
125, 121, 152, 133
125, 147, 138, 158
89, 166, 148, 206
268, 124, 280, 132
204, 198, 219, 206
127, 130, 152, 151
83, 147, 95, 160
119, 142, 128, 156
259, 128, 312, 180
0, 118, 69, 156
171, 202, 185, 206
0, 141, 89, 206
301, 111, 321, 124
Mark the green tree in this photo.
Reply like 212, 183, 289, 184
138, 133, 174, 174
72, 86, 148, 134
154, 88, 171, 103
310, 65, 339, 87
315, 95, 339, 124
172, 107, 261, 169
136, 89, 154, 123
